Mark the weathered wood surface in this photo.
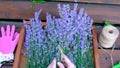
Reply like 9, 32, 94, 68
0, 1, 120, 24
99, 49, 120, 68
19, 46, 27, 68
13, 24, 25, 68
1, 0, 120, 5
92, 26, 100, 68
54, 0, 120, 5
0, 21, 22, 27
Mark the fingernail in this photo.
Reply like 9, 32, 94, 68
61, 54, 65, 58
57, 62, 60, 65
57, 62, 65, 68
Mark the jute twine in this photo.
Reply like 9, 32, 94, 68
98, 25, 119, 66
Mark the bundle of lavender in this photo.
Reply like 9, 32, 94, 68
23, 3, 94, 68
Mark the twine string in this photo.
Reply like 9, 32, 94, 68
98, 44, 116, 66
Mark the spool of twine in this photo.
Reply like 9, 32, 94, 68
99, 25, 119, 48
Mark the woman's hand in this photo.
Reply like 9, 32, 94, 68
47, 54, 76, 68
57, 54, 76, 68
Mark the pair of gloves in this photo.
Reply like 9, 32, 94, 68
0, 25, 19, 67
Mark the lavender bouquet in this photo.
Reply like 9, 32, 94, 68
23, 3, 94, 68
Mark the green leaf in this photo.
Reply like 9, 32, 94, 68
31, 0, 46, 7
104, 21, 112, 26
113, 62, 120, 68
38, 0, 45, 2
32, 0, 45, 3
58, 46, 64, 59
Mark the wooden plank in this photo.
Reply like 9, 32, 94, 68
0, 21, 22, 28
54, 0, 120, 5
0, 1, 120, 24
1, 0, 120, 5
98, 49, 120, 68
92, 26, 100, 68
13, 24, 25, 68
19, 46, 27, 68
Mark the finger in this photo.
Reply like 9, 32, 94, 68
47, 58, 56, 68
6, 25, 10, 36
1, 26, 5, 36
11, 32, 19, 51
57, 62, 65, 68
12, 32, 17, 40
62, 54, 72, 65
51, 58, 56, 68
10, 25, 15, 37
13, 32, 19, 44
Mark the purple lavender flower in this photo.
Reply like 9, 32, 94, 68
23, 3, 94, 68
46, 3, 94, 68
23, 9, 57, 68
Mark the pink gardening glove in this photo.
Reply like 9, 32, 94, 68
0, 25, 19, 54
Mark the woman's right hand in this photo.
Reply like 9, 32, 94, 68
47, 54, 76, 68
57, 54, 76, 68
